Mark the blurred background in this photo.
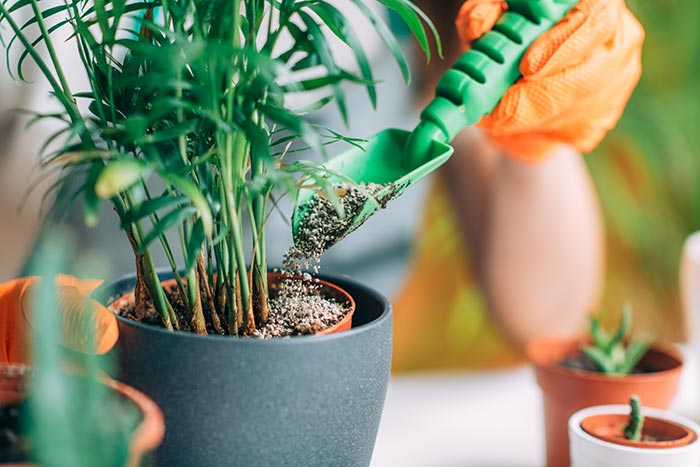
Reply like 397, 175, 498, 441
0, 0, 698, 366
400, 0, 700, 352
585, 0, 700, 341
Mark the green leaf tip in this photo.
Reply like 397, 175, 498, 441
95, 160, 150, 199
583, 304, 653, 376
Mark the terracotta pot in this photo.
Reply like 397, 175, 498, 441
0, 363, 164, 467
527, 338, 683, 467
581, 413, 696, 448
110, 272, 356, 336
95, 271, 392, 467
569, 405, 700, 467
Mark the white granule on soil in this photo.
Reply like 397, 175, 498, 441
253, 183, 381, 338
290, 182, 385, 262
253, 278, 349, 338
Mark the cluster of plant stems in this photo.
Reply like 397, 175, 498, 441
0, 0, 439, 335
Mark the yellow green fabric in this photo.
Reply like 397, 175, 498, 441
392, 1, 699, 371
392, 176, 523, 372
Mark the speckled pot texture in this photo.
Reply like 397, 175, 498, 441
93, 271, 393, 467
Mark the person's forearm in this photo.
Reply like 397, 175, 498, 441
445, 137, 605, 347
443, 127, 500, 273
484, 146, 604, 346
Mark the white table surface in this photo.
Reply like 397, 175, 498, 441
371, 345, 700, 467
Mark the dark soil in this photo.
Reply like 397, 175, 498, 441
0, 372, 141, 466
0, 401, 29, 463
115, 281, 195, 331
558, 351, 649, 374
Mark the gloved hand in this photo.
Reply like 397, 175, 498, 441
0, 275, 118, 364
456, 0, 644, 162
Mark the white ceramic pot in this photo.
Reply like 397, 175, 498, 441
678, 232, 700, 421
569, 405, 700, 467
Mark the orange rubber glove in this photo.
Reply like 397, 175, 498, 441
0, 275, 118, 364
456, 0, 644, 162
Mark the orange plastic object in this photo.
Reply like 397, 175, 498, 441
0, 277, 118, 364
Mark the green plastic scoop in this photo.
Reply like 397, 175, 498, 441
292, 0, 579, 252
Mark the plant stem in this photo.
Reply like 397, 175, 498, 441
232, 0, 242, 49
142, 245, 177, 329
125, 228, 175, 330
198, 252, 223, 334
30, 1, 75, 104
123, 192, 177, 329
0, 3, 86, 141
248, 191, 268, 324
190, 266, 207, 335
141, 183, 190, 311
228, 193, 253, 332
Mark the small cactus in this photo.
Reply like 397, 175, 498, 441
581, 304, 652, 375
623, 395, 645, 441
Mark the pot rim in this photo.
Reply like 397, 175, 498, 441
0, 363, 164, 466
526, 337, 683, 383
95, 270, 391, 345
570, 405, 700, 453
103, 376, 164, 465
580, 413, 697, 449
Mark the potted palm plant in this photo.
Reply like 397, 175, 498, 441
527, 306, 684, 467
0, 0, 440, 465
569, 396, 700, 467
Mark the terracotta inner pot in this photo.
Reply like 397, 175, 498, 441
581, 413, 698, 449
0, 364, 164, 467
110, 272, 356, 336
267, 272, 355, 335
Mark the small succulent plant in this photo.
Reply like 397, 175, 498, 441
581, 305, 652, 375
623, 395, 645, 441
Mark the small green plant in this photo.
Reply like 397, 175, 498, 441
0, 1, 440, 336
582, 305, 652, 375
26, 233, 140, 467
623, 395, 644, 441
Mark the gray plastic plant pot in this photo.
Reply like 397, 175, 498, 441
93, 271, 393, 467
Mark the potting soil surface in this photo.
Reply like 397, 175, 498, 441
0, 402, 28, 463
558, 351, 649, 374
114, 277, 351, 338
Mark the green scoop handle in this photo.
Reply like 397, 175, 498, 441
291, 0, 578, 248
404, 0, 578, 165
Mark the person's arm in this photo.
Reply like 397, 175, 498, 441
436, 0, 643, 346
445, 131, 603, 346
